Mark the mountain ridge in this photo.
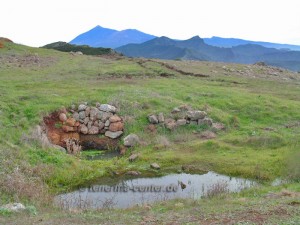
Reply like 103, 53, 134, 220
116, 36, 300, 71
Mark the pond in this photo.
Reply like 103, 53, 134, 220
55, 171, 257, 209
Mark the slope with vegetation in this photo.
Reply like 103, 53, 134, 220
0, 40, 299, 224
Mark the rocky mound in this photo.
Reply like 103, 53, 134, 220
44, 102, 125, 152
148, 105, 225, 131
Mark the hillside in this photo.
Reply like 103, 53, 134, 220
70, 25, 156, 48
204, 36, 300, 51
116, 36, 300, 71
0, 41, 299, 224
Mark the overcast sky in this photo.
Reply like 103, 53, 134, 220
1, 0, 300, 47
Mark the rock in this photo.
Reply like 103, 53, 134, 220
59, 113, 67, 122
109, 115, 122, 123
96, 102, 101, 108
88, 126, 99, 135
71, 104, 76, 110
87, 121, 93, 129
93, 120, 99, 127
105, 131, 123, 139
212, 123, 225, 130
150, 163, 160, 170
109, 122, 124, 132
62, 125, 77, 132
1, 203, 26, 212
72, 112, 79, 121
65, 118, 76, 127
126, 171, 141, 176
78, 104, 87, 112
98, 111, 113, 122
128, 153, 139, 162
176, 119, 187, 126
90, 107, 99, 121
187, 111, 207, 120
148, 115, 159, 124
198, 117, 213, 126
79, 111, 86, 120
172, 107, 181, 113
98, 121, 105, 130
200, 131, 217, 139
85, 107, 91, 117
53, 145, 67, 153
158, 112, 165, 123
124, 134, 140, 147
105, 120, 110, 127
79, 124, 88, 134
99, 104, 116, 113
83, 117, 90, 125
165, 118, 177, 130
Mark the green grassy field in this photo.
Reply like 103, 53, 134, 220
0, 41, 299, 224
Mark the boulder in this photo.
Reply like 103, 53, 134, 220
165, 118, 177, 130
105, 131, 123, 139
98, 111, 113, 122
79, 111, 86, 120
158, 112, 165, 123
79, 124, 88, 134
128, 153, 139, 162
148, 115, 159, 124
62, 125, 77, 132
98, 121, 105, 130
78, 104, 87, 112
187, 110, 207, 120
109, 115, 122, 123
89, 107, 99, 121
85, 107, 91, 117
87, 121, 93, 129
176, 119, 187, 126
99, 104, 116, 113
65, 118, 76, 127
126, 171, 141, 176
124, 134, 140, 147
59, 113, 67, 122
105, 120, 110, 127
150, 163, 160, 170
83, 117, 89, 125
88, 126, 99, 135
1, 203, 26, 212
72, 112, 80, 121
198, 117, 213, 126
109, 122, 124, 132
74, 121, 80, 127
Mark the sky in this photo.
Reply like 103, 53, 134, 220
1, 0, 300, 47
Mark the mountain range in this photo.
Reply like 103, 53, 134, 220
116, 36, 300, 71
69, 25, 300, 71
70, 25, 156, 48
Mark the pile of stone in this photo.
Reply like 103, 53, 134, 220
58, 103, 124, 139
148, 106, 223, 130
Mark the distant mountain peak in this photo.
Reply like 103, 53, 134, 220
70, 25, 156, 48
